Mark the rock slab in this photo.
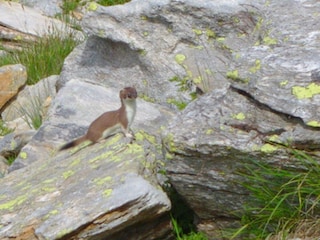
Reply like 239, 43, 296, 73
0, 64, 27, 109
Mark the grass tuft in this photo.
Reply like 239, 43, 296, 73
228, 149, 320, 239
0, 27, 80, 85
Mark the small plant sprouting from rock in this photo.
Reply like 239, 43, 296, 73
0, 120, 13, 136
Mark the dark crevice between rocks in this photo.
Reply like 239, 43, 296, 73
230, 85, 320, 132
165, 186, 198, 237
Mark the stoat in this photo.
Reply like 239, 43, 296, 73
59, 87, 137, 150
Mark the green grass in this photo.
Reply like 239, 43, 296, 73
228, 149, 320, 239
171, 215, 208, 240
0, 29, 80, 85
61, 0, 130, 14
0, 120, 13, 136
97, 0, 130, 6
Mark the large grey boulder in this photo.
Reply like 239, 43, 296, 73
161, 0, 320, 238
0, 134, 171, 239
1, 78, 174, 239
59, 0, 261, 106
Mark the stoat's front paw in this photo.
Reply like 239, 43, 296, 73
125, 132, 133, 138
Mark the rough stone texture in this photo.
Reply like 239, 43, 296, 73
0, 135, 171, 239
1, 77, 173, 239
1, 75, 59, 125
0, 1, 84, 46
19, 0, 63, 17
0, 155, 9, 177
160, 0, 320, 238
2, 0, 320, 239
59, 0, 260, 106
0, 64, 27, 109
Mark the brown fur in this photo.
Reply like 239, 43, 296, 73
59, 87, 137, 151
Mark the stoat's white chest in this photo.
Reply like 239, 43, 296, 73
124, 100, 137, 127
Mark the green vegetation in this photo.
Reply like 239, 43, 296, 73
0, 29, 79, 85
228, 150, 320, 239
19, 96, 44, 129
97, 0, 130, 6
61, 0, 130, 14
0, 120, 13, 136
167, 186, 208, 240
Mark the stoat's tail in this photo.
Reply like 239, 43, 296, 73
59, 135, 87, 151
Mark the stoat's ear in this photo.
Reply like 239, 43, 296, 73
120, 89, 126, 99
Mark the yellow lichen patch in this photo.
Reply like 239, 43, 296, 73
263, 36, 277, 45
260, 143, 278, 153
43, 179, 56, 184
87, 2, 98, 11
206, 29, 216, 38
233, 112, 246, 120
193, 76, 202, 84
20, 151, 27, 159
280, 80, 288, 86
70, 158, 81, 167
249, 60, 261, 73
307, 120, 320, 127
193, 29, 203, 35
163, 133, 177, 152
135, 131, 157, 144
165, 152, 174, 160
41, 187, 57, 192
126, 143, 144, 155
175, 54, 186, 65
216, 37, 225, 43
62, 170, 75, 179
44, 209, 59, 220
0, 195, 27, 211
267, 134, 279, 142
93, 176, 112, 185
103, 189, 113, 198
206, 129, 214, 135
292, 83, 320, 99
143, 31, 149, 37
226, 70, 239, 80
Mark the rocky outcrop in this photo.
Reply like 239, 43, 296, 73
162, 0, 320, 238
1, 78, 174, 239
1, 0, 320, 239
0, 64, 27, 108
2, 75, 58, 130
0, 1, 83, 49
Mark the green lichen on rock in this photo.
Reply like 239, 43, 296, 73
260, 143, 278, 153
135, 131, 156, 144
263, 36, 277, 45
41, 186, 57, 192
249, 59, 261, 73
206, 29, 216, 39
206, 129, 214, 135
193, 29, 203, 35
226, 70, 239, 80
175, 54, 186, 65
20, 151, 27, 159
62, 170, 75, 179
292, 83, 320, 99
87, 2, 98, 11
163, 133, 177, 153
93, 176, 113, 185
307, 120, 320, 127
0, 195, 27, 210
280, 80, 288, 86
232, 112, 246, 120
103, 189, 113, 198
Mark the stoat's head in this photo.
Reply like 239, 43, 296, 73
120, 87, 138, 101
